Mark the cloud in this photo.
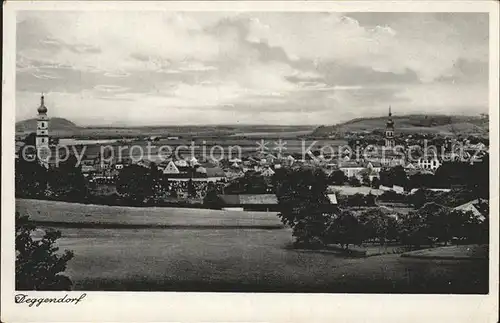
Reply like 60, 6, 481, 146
246, 13, 488, 83
16, 12, 489, 125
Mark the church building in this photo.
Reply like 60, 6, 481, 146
384, 106, 395, 148
36, 94, 50, 167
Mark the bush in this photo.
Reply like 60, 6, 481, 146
16, 212, 74, 290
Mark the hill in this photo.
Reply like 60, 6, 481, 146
312, 114, 489, 137
15, 119, 315, 139
16, 117, 80, 134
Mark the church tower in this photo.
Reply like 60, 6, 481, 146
384, 106, 395, 148
36, 94, 50, 167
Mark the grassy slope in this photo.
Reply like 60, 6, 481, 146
16, 199, 283, 228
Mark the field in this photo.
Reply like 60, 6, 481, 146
328, 185, 384, 196
40, 138, 348, 161
402, 245, 489, 260
16, 199, 283, 229
17, 199, 488, 293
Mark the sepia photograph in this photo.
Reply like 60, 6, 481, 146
2, 1, 499, 322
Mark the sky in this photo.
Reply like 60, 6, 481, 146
16, 11, 489, 126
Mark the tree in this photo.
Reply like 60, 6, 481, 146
15, 156, 48, 198
348, 176, 361, 187
226, 171, 269, 194
361, 174, 371, 187
397, 209, 430, 248
346, 193, 365, 208
116, 164, 154, 204
365, 192, 377, 206
329, 170, 347, 185
358, 208, 398, 245
149, 164, 167, 202
275, 168, 333, 246
203, 182, 222, 209
398, 202, 454, 248
23, 132, 37, 147
379, 165, 408, 188
16, 212, 74, 290
371, 177, 381, 188
409, 173, 436, 189
378, 190, 407, 203
325, 210, 363, 249
187, 179, 196, 198
47, 155, 88, 202
408, 188, 431, 208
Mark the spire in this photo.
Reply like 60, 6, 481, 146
386, 105, 394, 129
37, 93, 48, 114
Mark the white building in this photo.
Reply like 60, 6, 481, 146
417, 156, 441, 171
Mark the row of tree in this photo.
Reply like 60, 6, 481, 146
15, 155, 88, 202
275, 168, 488, 249
379, 155, 489, 196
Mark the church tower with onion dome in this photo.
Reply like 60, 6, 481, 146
36, 94, 50, 167
384, 106, 395, 148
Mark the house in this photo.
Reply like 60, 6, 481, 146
404, 162, 417, 170
173, 159, 188, 167
136, 159, 153, 168
339, 161, 365, 178
417, 156, 441, 171
409, 188, 452, 195
453, 199, 488, 221
283, 155, 295, 166
81, 165, 97, 177
189, 156, 199, 166
366, 161, 382, 173
392, 185, 405, 194
219, 194, 279, 211
15, 141, 26, 159
162, 161, 181, 175
261, 167, 276, 177
219, 192, 338, 212
327, 193, 338, 205
205, 167, 226, 182
225, 168, 245, 180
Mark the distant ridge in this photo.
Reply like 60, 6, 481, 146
16, 118, 80, 133
312, 114, 489, 137
14, 114, 488, 139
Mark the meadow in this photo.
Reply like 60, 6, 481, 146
16, 199, 283, 229
17, 199, 488, 293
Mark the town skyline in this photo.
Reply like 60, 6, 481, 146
16, 12, 489, 126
